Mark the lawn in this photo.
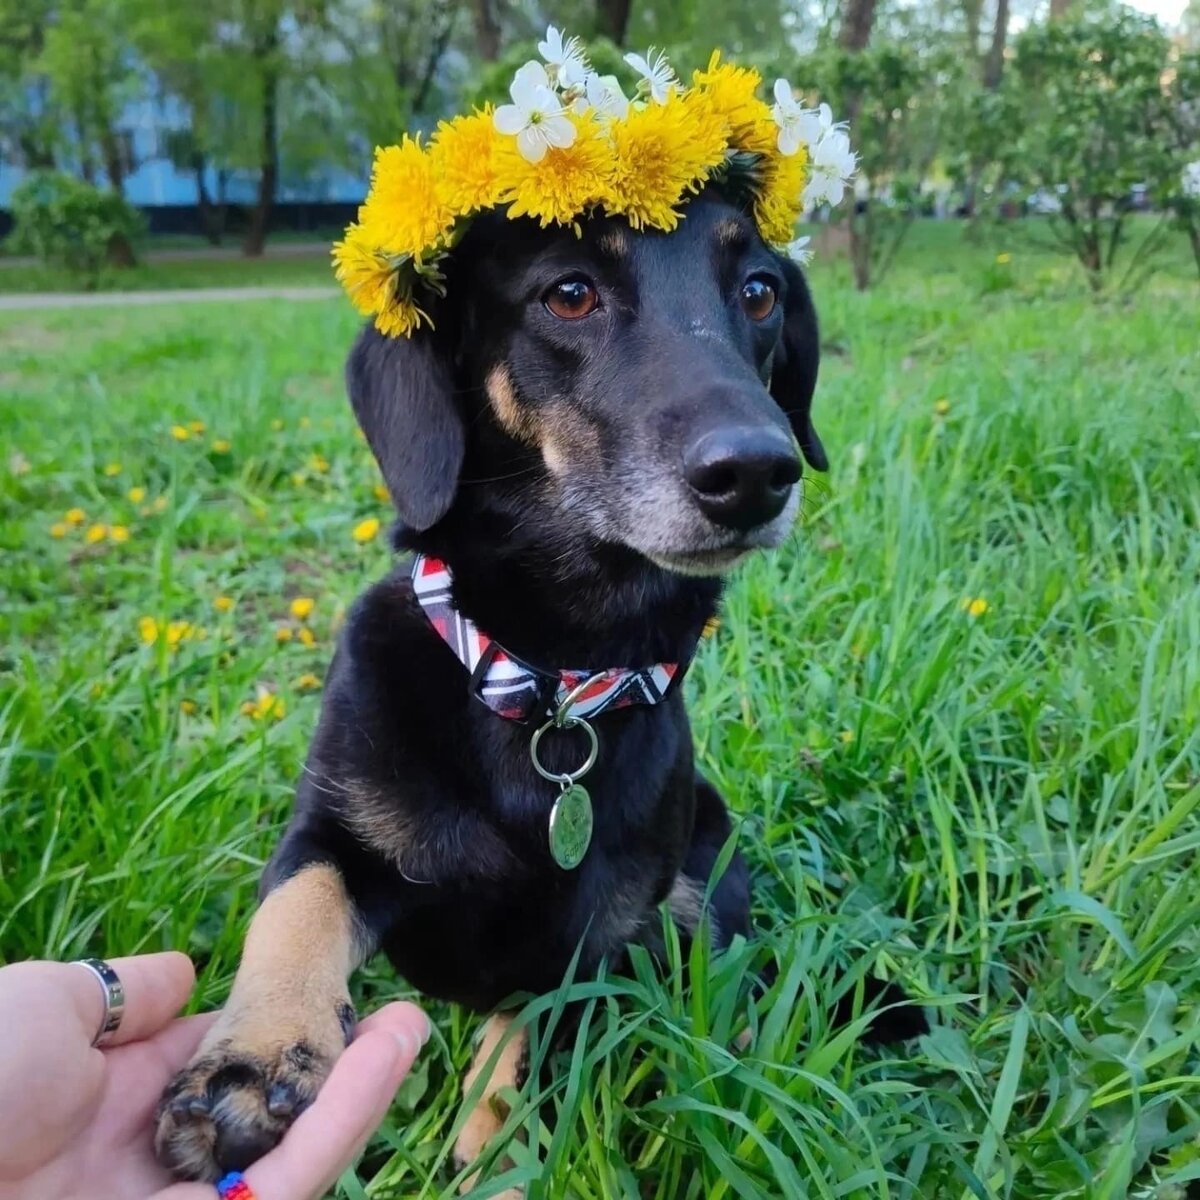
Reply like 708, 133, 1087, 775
1, 228, 1198, 1199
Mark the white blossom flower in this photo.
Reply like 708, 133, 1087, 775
1183, 160, 1200, 199
575, 72, 630, 120
537, 25, 589, 90
774, 82, 842, 158
494, 61, 576, 163
802, 129, 857, 208
624, 48, 676, 104
785, 236, 813, 266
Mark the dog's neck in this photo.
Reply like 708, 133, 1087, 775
400, 503, 721, 673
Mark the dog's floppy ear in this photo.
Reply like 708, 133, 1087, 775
346, 323, 464, 531
770, 258, 828, 471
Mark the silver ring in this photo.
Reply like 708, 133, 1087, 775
72, 958, 125, 1046
530, 715, 599, 784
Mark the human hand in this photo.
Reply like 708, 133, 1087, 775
0, 952, 428, 1200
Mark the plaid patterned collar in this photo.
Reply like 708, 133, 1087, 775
411, 554, 689, 723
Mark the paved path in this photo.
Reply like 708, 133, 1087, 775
0, 240, 331, 270
0, 286, 338, 312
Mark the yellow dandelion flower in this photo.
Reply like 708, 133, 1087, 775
839, 729, 855, 744
357, 135, 454, 255
291, 471, 307, 488
109, 524, 130, 543
271, 418, 285, 432
212, 439, 231, 454
754, 145, 809, 244
50, 522, 68, 538
296, 672, 322, 692
308, 453, 330, 475
180, 699, 198, 715
276, 625, 294, 643
353, 516, 381, 543
432, 107, 503, 215
691, 52, 774, 155
214, 595, 235, 613
297, 626, 316, 648
128, 486, 146, 504
166, 621, 193, 646
84, 523, 108, 544
65, 508, 85, 525
171, 425, 190, 441
494, 112, 614, 228
138, 616, 159, 644
373, 483, 390, 503
965, 597, 989, 618
934, 399, 951, 416
290, 597, 315, 620
103, 462, 122, 477
244, 686, 286, 721
189, 420, 206, 435
604, 94, 728, 232
996, 252, 1012, 265
332, 227, 426, 338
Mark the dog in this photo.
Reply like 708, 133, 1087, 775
154, 188, 869, 1185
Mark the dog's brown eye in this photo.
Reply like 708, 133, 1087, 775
740, 277, 777, 321
544, 278, 599, 320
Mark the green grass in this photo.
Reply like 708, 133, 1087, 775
1, 225, 1198, 1198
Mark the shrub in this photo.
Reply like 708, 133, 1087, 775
8, 171, 144, 284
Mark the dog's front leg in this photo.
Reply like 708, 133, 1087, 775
154, 862, 370, 1181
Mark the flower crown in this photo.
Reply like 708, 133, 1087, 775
333, 29, 856, 339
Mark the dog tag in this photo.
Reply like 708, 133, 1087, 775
549, 783, 593, 870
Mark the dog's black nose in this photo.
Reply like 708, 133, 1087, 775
683, 427, 801, 532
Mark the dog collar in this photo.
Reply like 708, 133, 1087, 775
412, 554, 687, 723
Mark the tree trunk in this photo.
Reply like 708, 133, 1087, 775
243, 27, 280, 258
596, 0, 633, 46
472, 0, 501, 60
99, 126, 126, 195
193, 155, 224, 245
849, 203, 871, 290
983, 0, 1010, 89
1187, 219, 1200, 280
838, 0, 877, 52
412, 0, 459, 115
1049, 0, 1073, 19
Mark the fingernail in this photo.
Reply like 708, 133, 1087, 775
392, 1031, 413, 1058
415, 1011, 432, 1047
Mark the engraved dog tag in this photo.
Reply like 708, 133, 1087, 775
549, 783, 593, 870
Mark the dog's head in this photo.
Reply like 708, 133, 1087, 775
347, 190, 825, 577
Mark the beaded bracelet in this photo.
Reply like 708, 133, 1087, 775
216, 1171, 256, 1200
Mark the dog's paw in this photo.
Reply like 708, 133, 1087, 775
154, 1037, 336, 1181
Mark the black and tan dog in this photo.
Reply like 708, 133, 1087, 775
155, 190, 863, 1184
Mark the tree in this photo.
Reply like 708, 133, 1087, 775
1001, 8, 1181, 291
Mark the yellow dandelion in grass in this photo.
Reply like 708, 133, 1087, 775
839, 729, 855, 744
754, 146, 809, 245
296, 672, 322, 692
358, 136, 455, 255
308, 453, 330, 475
50, 522, 68, 539
65, 507, 86, 526
128, 486, 146, 504
996, 253, 1012, 265
214, 595, 235, 613
189, 421, 206, 435
171, 425, 190, 441
297, 626, 316, 648
494, 112, 614, 229
138, 616, 159, 644
353, 516, 381, 543
276, 625, 294, 643
180, 699, 198, 715
961, 597, 989, 618
432, 107, 503, 215
243, 685, 286, 722
691, 52, 774, 155
212, 439, 231, 454
934, 398, 951, 416
271, 418, 285, 432
604, 94, 728, 232
109, 524, 130, 544
291, 472, 307, 488
373, 483, 390, 503
84, 523, 108, 544
166, 621, 193, 646
290, 597, 315, 620
103, 462, 122, 477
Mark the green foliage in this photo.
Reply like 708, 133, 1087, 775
993, 7, 1182, 291
1, 226, 1198, 1195
8, 170, 144, 282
